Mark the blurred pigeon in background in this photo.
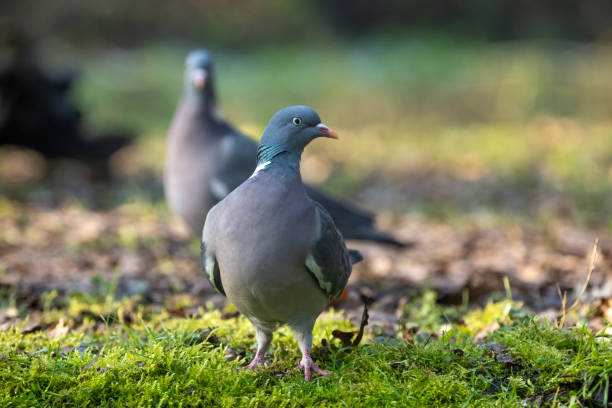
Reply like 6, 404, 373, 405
165, 49, 406, 246
201, 105, 362, 380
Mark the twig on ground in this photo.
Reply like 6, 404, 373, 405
569, 238, 599, 311
555, 283, 567, 329
332, 291, 373, 348
555, 238, 599, 328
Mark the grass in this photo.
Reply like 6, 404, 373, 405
1, 292, 610, 407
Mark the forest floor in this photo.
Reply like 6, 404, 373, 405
0, 190, 610, 407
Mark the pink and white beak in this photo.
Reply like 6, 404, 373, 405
316, 123, 339, 139
191, 69, 207, 90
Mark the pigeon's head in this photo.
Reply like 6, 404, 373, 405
185, 49, 214, 93
259, 106, 338, 155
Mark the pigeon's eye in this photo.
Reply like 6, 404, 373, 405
292, 117, 302, 126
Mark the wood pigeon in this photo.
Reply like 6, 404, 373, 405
201, 105, 363, 380
165, 49, 405, 246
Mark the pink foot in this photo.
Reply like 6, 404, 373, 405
289, 349, 330, 381
241, 349, 266, 370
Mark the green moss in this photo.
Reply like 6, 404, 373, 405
0, 296, 609, 407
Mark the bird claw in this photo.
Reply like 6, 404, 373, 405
241, 361, 261, 370
240, 354, 266, 370
288, 357, 330, 381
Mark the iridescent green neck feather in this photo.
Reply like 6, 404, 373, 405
256, 144, 286, 165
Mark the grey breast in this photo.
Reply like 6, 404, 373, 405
211, 170, 327, 325
164, 101, 220, 234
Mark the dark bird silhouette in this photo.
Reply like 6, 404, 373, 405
0, 35, 132, 175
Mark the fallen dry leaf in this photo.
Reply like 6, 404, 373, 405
21, 322, 42, 335
474, 322, 501, 343
47, 318, 69, 339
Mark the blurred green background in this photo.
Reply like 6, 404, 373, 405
2, 0, 612, 229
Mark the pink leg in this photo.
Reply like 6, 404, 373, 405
294, 349, 330, 381
288, 323, 330, 381
241, 325, 272, 370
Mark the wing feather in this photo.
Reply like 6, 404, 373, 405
305, 201, 361, 298
200, 241, 225, 296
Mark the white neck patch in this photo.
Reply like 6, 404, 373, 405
250, 161, 271, 178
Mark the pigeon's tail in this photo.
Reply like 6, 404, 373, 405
348, 249, 363, 265
305, 186, 409, 247
352, 229, 410, 248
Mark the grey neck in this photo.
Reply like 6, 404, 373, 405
272, 151, 301, 174
184, 82, 217, 117
256, 147, 301, 176
258, 144, 302, 171
257, 143, 286, 164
